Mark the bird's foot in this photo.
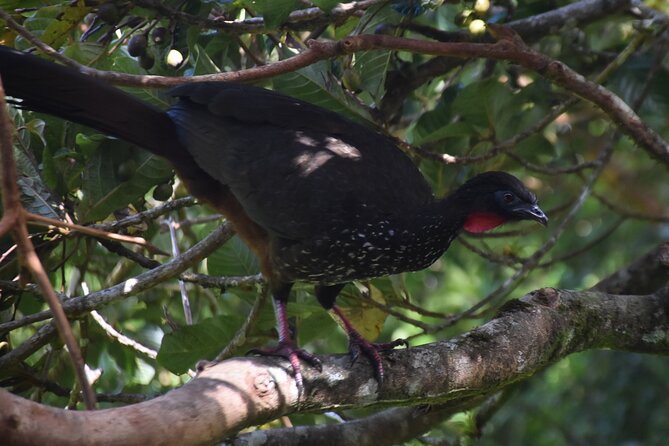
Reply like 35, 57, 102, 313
347, 332, 408, 383
248, 342, 322, 388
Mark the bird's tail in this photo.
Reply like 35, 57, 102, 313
0, 45, 192, 168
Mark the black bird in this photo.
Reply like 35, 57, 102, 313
0, 46, 547, 386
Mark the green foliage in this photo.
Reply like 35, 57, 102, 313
207, 235, 260, 277
272, 60, 374, 123
77, 134, 173, 222
311, 0, 340, 12
242, 0, 300, 28
157, 316, 237, 374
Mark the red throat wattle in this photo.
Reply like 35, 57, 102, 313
463, 212, 507, 233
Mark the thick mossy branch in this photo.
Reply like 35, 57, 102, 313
1, 282, 668, 445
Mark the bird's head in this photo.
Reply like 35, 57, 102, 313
454, 171, 548, 233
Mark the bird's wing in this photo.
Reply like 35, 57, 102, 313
167, 82, 434, 239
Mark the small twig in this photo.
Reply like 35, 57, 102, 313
593, 192, 669, 223
457, 238, 523, 267
353, 293, 432, 331
96, 239, 161, 269
473, 387, 518, 438
26, 212, 168, 256
90, 310, 157, 359
167, 217, 193, 325
92, 196, 199, 232
538, 218, 625, 268
214, 287, 268, 362
507, 152, 599, 174
159, 214, 223, 232
179, 272, 264, 289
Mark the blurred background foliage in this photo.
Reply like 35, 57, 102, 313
0, 0, 668, 444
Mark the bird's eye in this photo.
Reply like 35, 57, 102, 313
503, 193, 515, 203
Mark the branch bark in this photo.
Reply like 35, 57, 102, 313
2, 281, 668, 445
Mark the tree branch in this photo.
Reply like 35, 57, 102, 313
1, 280, 667, 445
379, 0, 635, 121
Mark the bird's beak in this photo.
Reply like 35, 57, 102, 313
512, 203, 548, 226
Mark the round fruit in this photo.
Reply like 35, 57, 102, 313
165, 49, 184, 68
152, 183, 173, 201
468, 19, 486, 35
127, 34, 148, 57
152, 27, 168, 45
139, 53, 155, 70
342, 68, 362, 92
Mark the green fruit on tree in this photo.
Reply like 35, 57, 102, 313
139, 53, 155, 70
152, 183, 173, 201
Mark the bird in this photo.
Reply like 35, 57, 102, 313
0, 45, 547, 387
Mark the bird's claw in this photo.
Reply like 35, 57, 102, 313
248, 342, 322, 388
347, 335, 408, 383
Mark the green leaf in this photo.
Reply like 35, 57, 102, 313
515, 133, 557, 163
410, 96, 478, 146
23, 3, 91, 48
157, 316, 237, 374
451, 78, 514, 136
273, 60, 373, 123
13, 137, 62, 219
207, 235, 260, 276
113, 57, 171, 108
311, 0, 340, 12
17, 176, 61, 219
61, 42, 106, 66
353, 5, 402, 101
333, 284, 388, 341
79, 136, 173, 222
243, 0, 300, 28
191, 44, 222, 75
24, 119, 47, 147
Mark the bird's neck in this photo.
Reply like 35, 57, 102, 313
436, 187, 506, 234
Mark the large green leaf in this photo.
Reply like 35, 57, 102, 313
61, 41, 107, 66
410, 97, 476, 146
273, 60, 373, 123
207, 235, 260, 277
11, 115, 62, 219
20, 3, 90, 48
157, 316, 238, 374
113, 57, 172, 108
353, 5, 403, 102
242, 0, 300, 28
191, 43, 222, 75
311, 0, 340, 12
78, 135, 173, 222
